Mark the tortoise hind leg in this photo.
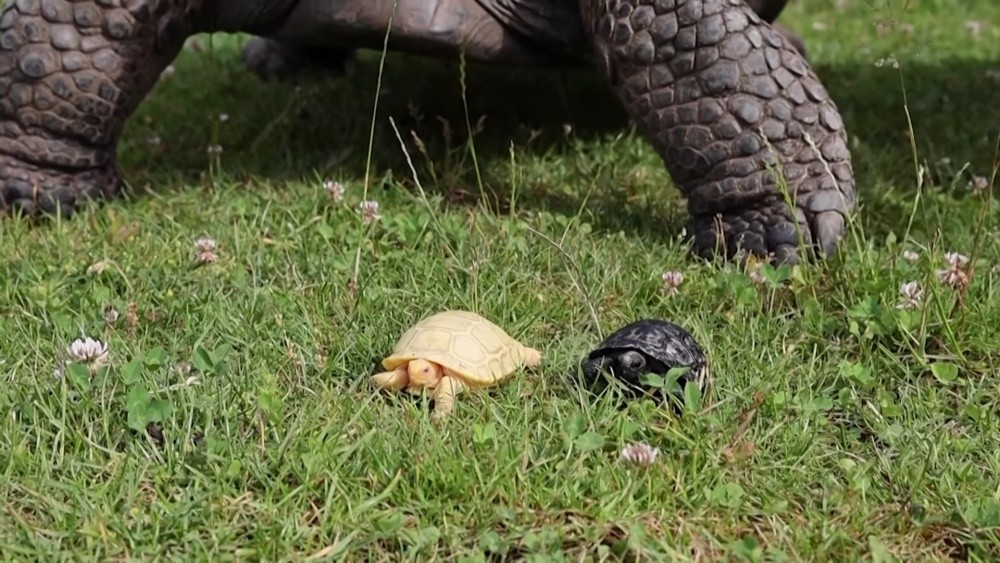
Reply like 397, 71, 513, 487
586, 0, 855, 265
241, 37, 355, 82
521, 346, 543, 370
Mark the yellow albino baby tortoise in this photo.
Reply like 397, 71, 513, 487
371, 310, 542, 420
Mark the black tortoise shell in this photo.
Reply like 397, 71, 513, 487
588, 318, 708, 372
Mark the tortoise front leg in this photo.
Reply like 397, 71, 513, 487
430, 375, 467, 421
0, 0, 208, 216
585, 0, 855, 265
371, 366, 410, 391
579, 355, 614, 391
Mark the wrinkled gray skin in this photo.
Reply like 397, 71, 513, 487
580, 318, 710, 401
0, 0, 855, 265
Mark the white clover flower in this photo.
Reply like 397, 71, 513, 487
945, 252, 969, 269
195, 238, 217, 252
620, 442, 660, 467
323, 180, 345, 202
937, 252, 970, 290
661, 271, 684, 296
359, 200, 381, 225
897, 281, 923, 310
194, 237, 219, 264
968, 175, 988, 195
67, 337, 109, 368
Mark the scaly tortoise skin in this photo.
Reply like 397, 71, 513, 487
580, 318, 710, 402
0, 0, 854, 265
371, 310, 542, 419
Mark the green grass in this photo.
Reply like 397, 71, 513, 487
2, 0, 999, 560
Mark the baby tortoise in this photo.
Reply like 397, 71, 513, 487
371, 310, 541, 420
580, 319, 710, 403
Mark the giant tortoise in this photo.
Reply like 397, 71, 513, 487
0, 0, 854, 264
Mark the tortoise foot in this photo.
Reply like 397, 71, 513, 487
241, 37, 355, 81
589, 0, 855, 265
690, 190, 850, 266
0, 154, 121, 218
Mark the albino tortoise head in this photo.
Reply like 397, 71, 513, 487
407, 359, 444, 388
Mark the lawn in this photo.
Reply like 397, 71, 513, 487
2, 0, 999, 560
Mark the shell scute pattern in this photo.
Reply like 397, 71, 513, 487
578, 318, 710, 407
593, 319, 705, 368
383, 310, 528, 385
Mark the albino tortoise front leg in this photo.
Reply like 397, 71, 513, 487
430, 374, 468, 421
584, 0, 856, 265
370, 366, 410, 391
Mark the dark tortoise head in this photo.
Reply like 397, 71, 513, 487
579, 319, 710, 401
